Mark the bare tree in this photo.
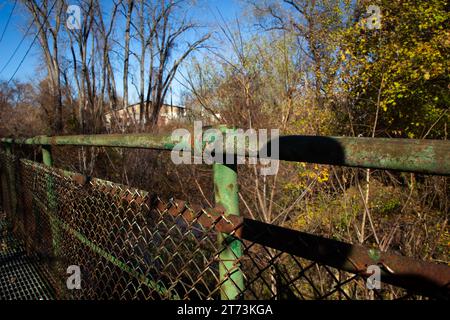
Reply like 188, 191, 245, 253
122, 0, 134, 118
65, 0, 96, 133
93, 0, 121, 130
24, 0, 65, 133
143, 0, 210, 128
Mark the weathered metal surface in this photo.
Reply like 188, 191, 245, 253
41, 145, 61, 260
214, 156, 245, 300
156, 200, 242, 235
276, 136, 450, 175
235, 218, 450, 297
2, 134, 181, 151
2, 134, 449, 174
41, 145, 53, 167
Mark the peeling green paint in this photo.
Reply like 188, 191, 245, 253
213, 126, 244, 300
214, 162, 244, 300
368, 248, 381, 262
41, 145, 62, 262
2, 135, 448, 174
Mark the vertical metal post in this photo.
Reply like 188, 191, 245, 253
213, 127, 245, 300
4, 142, 17, 219
42, 145, 53, 167
42, 145, 60, 257
4, 142, 12, 154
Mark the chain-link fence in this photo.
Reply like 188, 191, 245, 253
0, 145, 449, 300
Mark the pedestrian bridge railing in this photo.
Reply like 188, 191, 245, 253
0, 133, 449, 299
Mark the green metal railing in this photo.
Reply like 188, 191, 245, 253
0, 132, 449, 300
2, 134, 448, 175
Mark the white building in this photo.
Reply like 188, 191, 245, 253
105, 102, 186, 127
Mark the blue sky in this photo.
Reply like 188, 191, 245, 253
0, 0, 245, 104
0, 0, 38, 83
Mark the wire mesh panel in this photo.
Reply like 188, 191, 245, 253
226, 219, 449, 300
15, 158, 227, 299
237, 241, 413, 300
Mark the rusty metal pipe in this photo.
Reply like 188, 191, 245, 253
2, 134, 449, 175
237, 218, 450, 298
276, 136, 450, 176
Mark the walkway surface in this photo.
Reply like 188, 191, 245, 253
0, 214, 54, 300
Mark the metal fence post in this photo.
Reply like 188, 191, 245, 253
42, 145, 53, 167
213, 127, 245, 300
42, 145, 60, 257
4, 142, 17, 219
4, 142, 12, 154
